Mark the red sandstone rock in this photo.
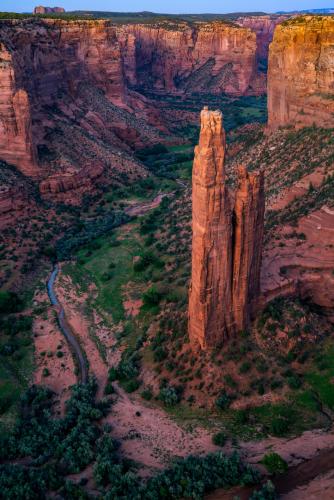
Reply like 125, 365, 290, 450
189, 109, 265, 349
0, 19, 146, 198
268, 16, 334, 129
236, 15, 287, 63
0, 43, 38, 176
232, 165, 265, 332
188, 108, 233, 349
124, 21, 261, 96
39, 162, 104, 196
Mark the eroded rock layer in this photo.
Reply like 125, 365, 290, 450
0, 43, 37, 176
268, 16, 334, 129
233, 165, 265, 333
125, 21, 261, 95
0, 19, 156, 200
189, 109, 265, 349
236, 15, 287, 63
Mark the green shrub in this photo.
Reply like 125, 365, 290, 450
261, 453, 288, 475
108, 367, 118, 382
270, 417, 289, 437
133, 252, 163, 272
288, 376, 302, 390
104, 382, 115, 395
142, 286, 163, 307
250, 480, 276, 499
141, 388, 153, 401
216, 391, 232, 410
154, 347, 168, 362
122, 379, 140, 393
0, 291, 22, 314
239, 361, 251, 374
212, 432, 227, 447
159, 385, 181, 407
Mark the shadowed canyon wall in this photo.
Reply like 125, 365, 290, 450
268, 16, 334, 129
124, 21, 263, 95
188, 108, 264, 350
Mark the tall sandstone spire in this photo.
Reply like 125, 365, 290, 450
188, 108, 264, 350
188, 107, 233, 349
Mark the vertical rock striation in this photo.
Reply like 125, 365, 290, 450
236, 15, 287, 63
232, 166, 265, 333
188, 108, 233, 349
268, 16, 334, 129
123, 21, 261, 95
0, 43, 37, 176
189, 109, 264, 350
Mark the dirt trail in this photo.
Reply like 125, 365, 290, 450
105, 384, 218, 472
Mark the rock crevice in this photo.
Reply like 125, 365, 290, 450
189, 108, 264, 350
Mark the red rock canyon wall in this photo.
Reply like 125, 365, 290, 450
0, 43, 37, 176
268, 16, 334, 129
124, 21, 261, 95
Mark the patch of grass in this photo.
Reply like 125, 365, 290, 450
305, 342, 334, 410
75, 223, 145, 323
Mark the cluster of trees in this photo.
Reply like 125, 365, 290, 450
133, 251, 164, 273
56, 210, 130, 260
0, 378, 277, 499
107, 342, 144, 394
137, 143, 193, 179
0, 291, 23, 314
0, 291, 32, 414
